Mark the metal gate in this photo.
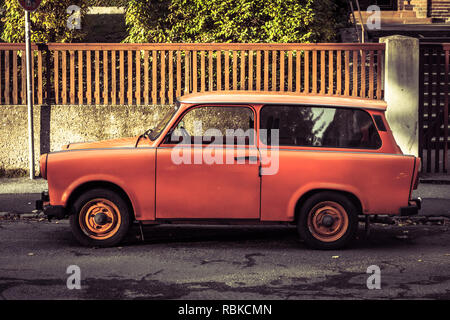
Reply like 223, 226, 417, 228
419, 42, 449, 174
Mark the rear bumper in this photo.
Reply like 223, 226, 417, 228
400, 197, 422, 216
36, 191, 66, 219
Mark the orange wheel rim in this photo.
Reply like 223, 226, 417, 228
79, 198, 121, 240
307, 201, 349, 242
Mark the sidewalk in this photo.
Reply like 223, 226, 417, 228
0, 177, 449, 217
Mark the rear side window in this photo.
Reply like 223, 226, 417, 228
260, 105, 381, 149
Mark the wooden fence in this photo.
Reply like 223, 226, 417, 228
0, 43, 385, 106
419, 42, 450, 173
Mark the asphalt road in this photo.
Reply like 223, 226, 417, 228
1, 219, 450, 300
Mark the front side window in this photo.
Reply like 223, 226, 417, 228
260, 105, 381, 149
166, 105, 255, 145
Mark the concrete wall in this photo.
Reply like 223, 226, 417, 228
380, 35, 419, 157
0, 104, 173, 177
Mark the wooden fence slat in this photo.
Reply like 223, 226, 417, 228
224, 51, 230, 90
135, 50, 140, 105
160, 50, 165, 105
21, 51, 26, 104
111, 51, 116, 105
336, 50, 341, 95
78, 51, 83, 105
217, 50, 222, 91
312, 50, 317, 94
152, 50, 157, 104
12, 50, 18, 104
143, 50, 148, 105
86, 51, 92, 104
233, 51, 237, 90
264, 50, 269, 91
352, 50, 358, 97
344, 50, 350, 96
54, 51, 59, 104
176, 51, 181, 98
169, 51, 173, 104
296, 50, 301, 93
287, 51, 292, 92
328, 50, 333, 95
320, 50, 325, 94
69, 51, 74, 104
304, 50, 309, 94
61, 51, 66, 105
192, 50, 197, 92
280, 51, 285, 92
247, 50, 253, 91
241, 50, 246, 90
127, 50, 132, 105
119, 50, 124, 105
95, 50, 100, 105
208, 50, 213, 91
256, 51, 261, 91
360, 50, 366, 98
184, 50, 190, 95
104, 50, 109, 105
369, 51, 375, 99
5, 51, 10, 105
272, 50, 277, 91
201, 51, 205, 92
93, 51, 99, 104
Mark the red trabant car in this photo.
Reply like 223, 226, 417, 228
36, 92, 421, 249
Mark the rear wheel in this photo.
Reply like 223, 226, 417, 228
69, 188, 131, 247
297, 192, 359, 250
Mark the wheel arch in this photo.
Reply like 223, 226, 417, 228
293, 189, 363, 223
66, 180, 135, 220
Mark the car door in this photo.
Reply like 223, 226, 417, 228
155, 105, 260, 220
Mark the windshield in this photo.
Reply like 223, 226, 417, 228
148, 103, 179, 140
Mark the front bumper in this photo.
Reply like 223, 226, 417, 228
36, 191, 66, 219
400, 197, 422, 216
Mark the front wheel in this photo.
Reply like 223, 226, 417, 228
297, 192, 359, 250
69, 188, 131, 247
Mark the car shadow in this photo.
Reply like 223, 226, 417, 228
116, 223, 422, 250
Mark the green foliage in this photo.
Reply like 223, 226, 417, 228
1, 0, 89, 43
124, 0, 349, 43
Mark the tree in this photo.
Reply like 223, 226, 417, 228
1, 0, 89, 43
124, 0, 350, 43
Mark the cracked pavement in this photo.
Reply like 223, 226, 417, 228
0, 219, 450, 299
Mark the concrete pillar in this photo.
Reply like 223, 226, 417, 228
379, 35, 419, 156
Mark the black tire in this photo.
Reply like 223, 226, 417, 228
297, 192, 359, 250
69, 188, 131, 247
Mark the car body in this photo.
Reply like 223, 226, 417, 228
37, 91, 421, 249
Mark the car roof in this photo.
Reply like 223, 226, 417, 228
177, 91, 387, 110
